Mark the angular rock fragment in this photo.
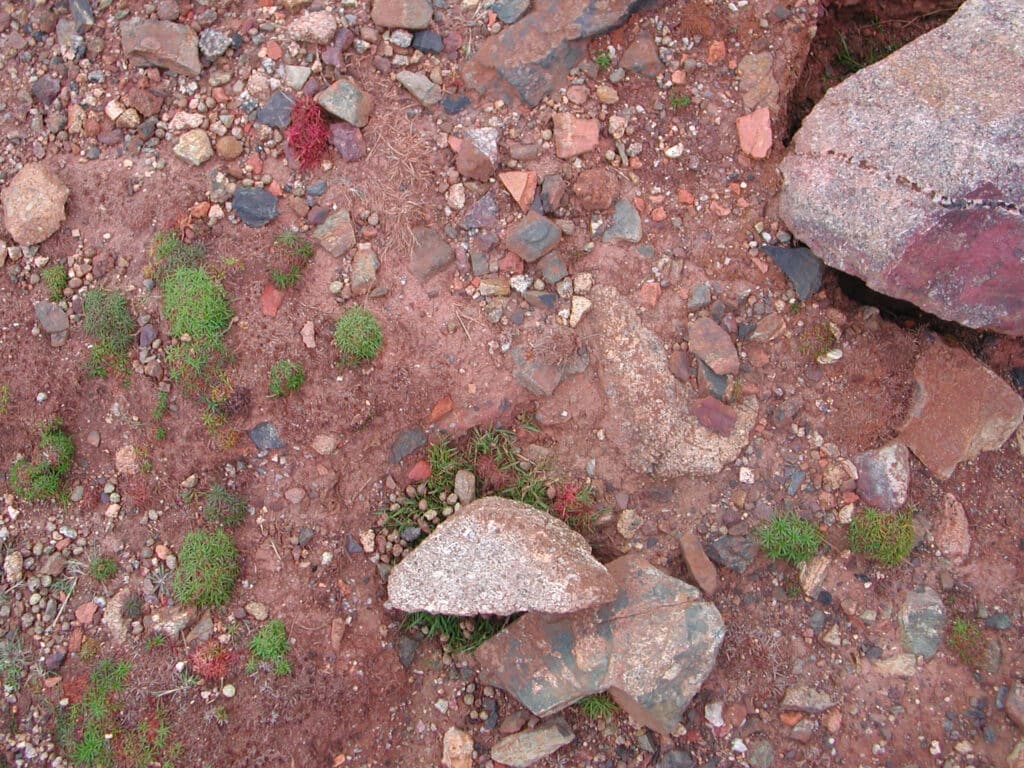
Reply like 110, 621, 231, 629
475, 555, 724, 734
2, 164, 70, 246
387, 497, 615, 615
121, 19, 201, 77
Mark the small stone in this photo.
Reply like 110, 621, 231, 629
1, 164, 70, 245
317, 78, 374, 127
75, 601, 98, 625
173, 129, 214, 166
255, 91, 295, 129
736, 107, 772, 159
411, 29, 443, 53
899, 585, 946, 659
506, 212, 561, 263
260, 284, 284, 317
572, 169, 617, 212
552, 114, 599, 159
499, 170, 537, 212
621, 36, 661, 78
678, 532, 719, 596
932, 492, 970, 564
372, 0, 433, 30
490, 719, 575, 767
198, 29, 231, 60
759, 245, 823, 301
232, 187, 279, 228
34, 302, 69, 335
120, 19, 201, 77
245, 602, 269, 621
222, 683, 236, 698
249, 422, 285, 451
781, 685, 836, 714
453, 470, 476, 505
491, 0, 531, 24
873, 653, 917, 678
568, 295, 592, 328
396, 70, 443, 106
350, 246, 380, 296
853, 442, 910, 511
410, 226, 454, 281
3, 552, 23, 584
329, 123, 367, 161
390, 427, 427, 464
602, 198, 642, 243
288, 10, 337, 45
688, 318, 739, 375
314, 209, 356, 257
706, 534, 756, 573
215, 135, 243, 160
442, 727, 474, 768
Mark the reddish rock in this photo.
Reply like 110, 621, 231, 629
707, 40, 726, 65
75, 601, 98, 625
637, 281, 661, 309
1, 163, 70, 245
687, 317, 739, 375
572, 168, 617, 211
678, 532, 719, 597
621, 35, 661, 78
120, 19, 201, 78
456, 142, 494, 182
692, 397, 737, 436
407, 459, 431, 483
736, 107, 772, 159
499, 171, 537, 212
260, 284, 284, 317
552, 114, 600, 159
313, 209, 355, 257
853, 442, 910, 511
779, 0, 1024, 336
410, 226, 454, 282
475, 555, 725, 734
329, 122, 367, 162
371, 0, 432, 30
932, 492, 971, 564
899, 340, 1023, 479
427, 394, 454, 423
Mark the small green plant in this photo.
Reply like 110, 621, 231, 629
247, 619, 291, 676
152, 391, 169, 421
268, 359, 306, 398
848, 507, 914, 566
0, 383, 9, 415
269, 231, 315, 290
202, 484, 247, 528
88, 556, 117, 582
576, 693, 619, 720
42, 264, 69, 301
149, 230, 205, 281
82, 288, 134, 378
333, 306, 383, 367
173, 530, 240, 608
121, 707, 181, 768
755, 511, 823, 566
668, 92, 691, 110
0, 637, 27, 692
401, 612, 509, 654
946, 616, 985, 667
144, 635, 166, 651
593, 50, 612, 70
58, 658, 131, 767
8, 419, 75, 503
798, 320, 839, 361
162, 267, 233, 342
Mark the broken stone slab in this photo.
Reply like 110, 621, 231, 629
120, 19, 201, 78
314, 209, 356, 257
779, 0, 1024, 336
678, 533, 718, 597
553, 113, 600, 159
463, 0, 665, 106
898, 340, 1023, 479
396, 70, 443, 106
899, 585, 945, 659
506, 211, 561, 263
931, 492, 971, 565
475, 554, 724, 734
1, 163, 70, 245
853, 442, 910, 511
387, 497, 615, 616
590, 285, 755, 477
490, 718, 575, 767
736, 107, 772, 159
687, 317, 739, 376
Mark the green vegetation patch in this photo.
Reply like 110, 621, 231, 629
333, 306, 383, 367
42, 264, 69, 301
202, 484, 247, 528
946, 616, 986, 668
57, 658, 130, 767
755, 510, 823, 566
88, 556, 118, 582
269, 231, 315, 290
247, 619, 292, 676
8, 419, 75, 503
82, 288, 134, 378
162, 266, 232, 342
576, 692, 619, 720
268, 359, 306, 398
848, 507, 914, 566
401, 612, 510, 655
149, 230, 205, 281
0, 637, 27, 692
173, 530, 240, 608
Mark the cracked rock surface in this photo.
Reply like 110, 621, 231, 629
779, 0, 1024, 336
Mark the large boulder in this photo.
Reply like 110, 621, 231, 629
779, 0, 1024, 336
386, 497, 615, 616
590, 286, 756, 477
898, 340, 1023, 479
463, 0, 664, 106
2, 164, 70, 245
475, 555, 724, 734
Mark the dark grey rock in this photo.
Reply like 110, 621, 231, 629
899, 585, 946, 659
232, 187, 279, 228
69, 0, 95, 28
657, 750, 695, 768
34, 301, 69, 335
460, 191, 498, 230
706, 534, 756, 573
44, 649, 67, 672
255, 90, 295, 129
760, 245, 823, 301
390, 427, 427, 464
506, 211, 561, 262
538, 253, 567, 285
249, 422, 285, 451
491, 0, 531, 24
198, 28, 231, 60
602, 198, 642, 243
442, 94, 470, 115
697, 360, 729, 401
984, 613, 1012, 630
400, 526, 422, 544
411, 29, 443, 52
31, 75, 61, 106
397, 634, 420, 667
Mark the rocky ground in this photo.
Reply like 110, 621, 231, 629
1, 0, 1023, 767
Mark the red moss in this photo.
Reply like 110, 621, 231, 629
550, 481, 596, 532
189, 641, 237, 681
285, 94, 330, 171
